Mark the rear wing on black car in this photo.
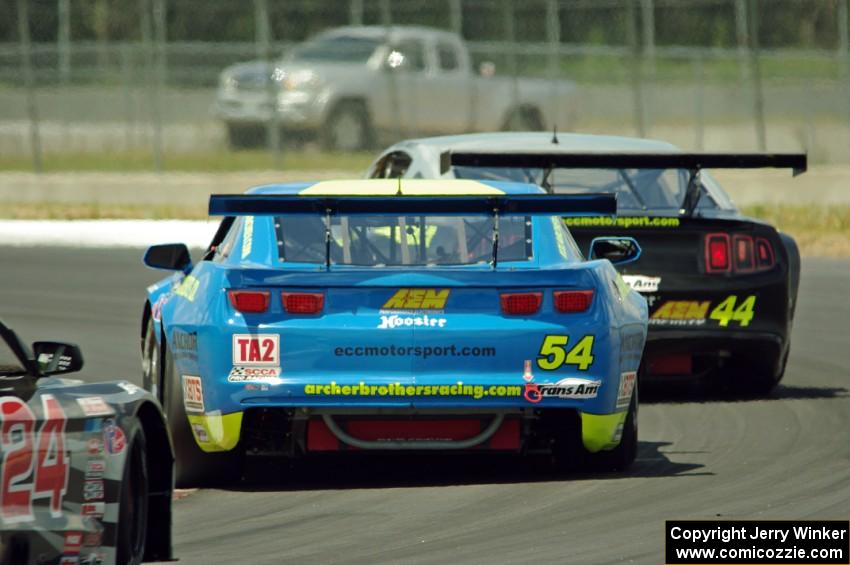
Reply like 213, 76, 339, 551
443, 151, 807, 216
442, 152, 808, 176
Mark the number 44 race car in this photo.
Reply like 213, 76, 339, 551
141, 179, 648, 487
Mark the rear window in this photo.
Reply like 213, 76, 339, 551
274, 215, 531, 266
454, 166, 736, 212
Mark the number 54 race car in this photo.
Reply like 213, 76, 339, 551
0, 320, 173, 565
141, 179, 648, 487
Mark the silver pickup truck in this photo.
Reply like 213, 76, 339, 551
215, 25, 578, 150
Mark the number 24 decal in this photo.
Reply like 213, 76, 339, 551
0, 395, 69, 523
537, 335, 595, 371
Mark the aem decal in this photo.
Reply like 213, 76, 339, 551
382, 289, 450, 310
182, 375, 205, 413
232, 334, 279, 366
536, 335, 595, 371
650, 295, 757, 327
0, 395, 69, 523
650, 300, 710, 326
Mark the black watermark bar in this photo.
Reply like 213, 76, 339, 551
666, 520, 849, 564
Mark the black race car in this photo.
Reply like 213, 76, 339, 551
0, 320, 173, 565
367, 133, 805, 393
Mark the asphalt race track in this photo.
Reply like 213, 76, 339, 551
2, 247, 848, 564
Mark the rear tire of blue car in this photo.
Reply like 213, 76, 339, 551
587, 390, 638, 472
163, 346, 243, 488
141, 318, 159, 400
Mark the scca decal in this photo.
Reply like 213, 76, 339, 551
232, 334, 279, 366
382, 289, 449, 310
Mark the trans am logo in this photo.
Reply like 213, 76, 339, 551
523, 377, 601, 403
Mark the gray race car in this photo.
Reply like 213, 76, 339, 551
0, 319, 173, 565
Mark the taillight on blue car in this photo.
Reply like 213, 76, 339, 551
554, 290, 594, 313
500, 292, 542, 315
228, 290, 270, 313
281, 292, 324, 314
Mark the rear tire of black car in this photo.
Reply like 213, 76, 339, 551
163, 346, 243, 488
116, 425, 149, 565
741, 347, 789, 396
141, 318, 160, 400
321, 101, 372, 151
586, 390, 638, 472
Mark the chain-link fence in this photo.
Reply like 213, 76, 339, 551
1, 0, 849, 171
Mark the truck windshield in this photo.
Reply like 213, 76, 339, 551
290, 35, 381, 63
275, 215, 531, 266
454, 166, 736, 213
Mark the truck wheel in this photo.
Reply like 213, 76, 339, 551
115, 425, 149, 565
162, 346, 243, 488
322, 102, 371, 151
586, 391, 638, 472
141, 317, 160, 400
502, 107, 544, 131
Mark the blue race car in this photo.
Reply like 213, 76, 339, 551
140, 179, 648, 486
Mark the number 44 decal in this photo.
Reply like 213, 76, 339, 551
537, 335, 595, 371
0, 395, 69, 523
709, 295, 757, 327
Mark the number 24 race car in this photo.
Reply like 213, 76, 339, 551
141, 179, 648, 487
0, 320, 173, 565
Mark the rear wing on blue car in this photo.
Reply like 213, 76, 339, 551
208, 192, 617, 269
208, 193, 617, 217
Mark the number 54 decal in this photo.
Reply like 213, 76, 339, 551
709, 295, 757, 327
537, 335, 595, 371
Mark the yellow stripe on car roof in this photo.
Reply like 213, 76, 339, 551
298, 179, 504, 196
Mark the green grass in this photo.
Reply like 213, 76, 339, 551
0, 149, 374, 173
742, 204, 850, 258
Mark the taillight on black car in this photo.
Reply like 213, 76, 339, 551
705, 233, 731, 273
704, 233, 775, 274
